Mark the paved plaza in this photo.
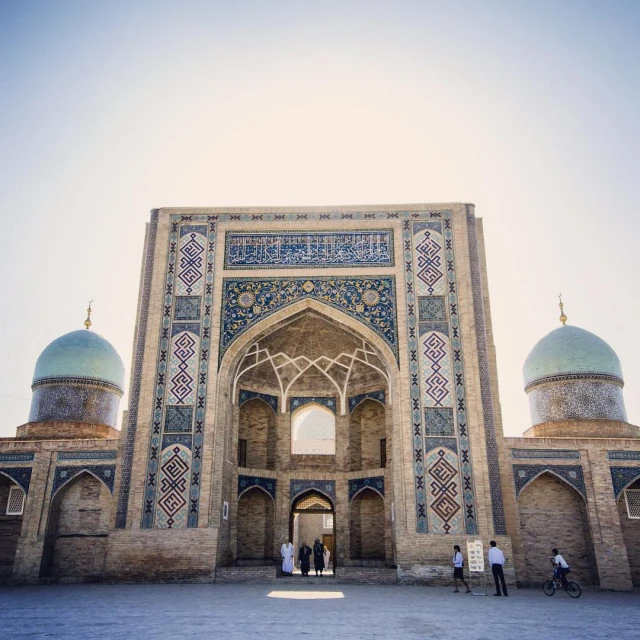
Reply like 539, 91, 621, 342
1, 583, 639, 639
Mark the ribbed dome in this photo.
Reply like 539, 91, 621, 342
32, 330, 125, 392
523, 325, 623, 388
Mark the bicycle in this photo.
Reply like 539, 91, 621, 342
542, 571, 582, 598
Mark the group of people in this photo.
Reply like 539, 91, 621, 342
452, 541, 571, 596
280, 539, 331, 576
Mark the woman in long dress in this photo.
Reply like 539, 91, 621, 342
280, 540, 294, 576
323, 545, 331, 572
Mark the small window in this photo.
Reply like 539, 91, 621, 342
380, 438, 387, 468
625, 489, 640, 519
238, 439, 247, 467
292, 404, 335, 455
323, 513, 334, 529
6, 486, 25, 516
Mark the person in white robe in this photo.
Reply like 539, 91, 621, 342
281, 540, 294, 575
323, 546, 331, 571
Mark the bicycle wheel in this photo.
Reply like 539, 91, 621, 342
566, 581, 582, 598
542, 580, 556, 596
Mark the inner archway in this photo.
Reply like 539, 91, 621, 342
618, 478, 640, 587
350, 488, 385, 562
236, 487, 275, 564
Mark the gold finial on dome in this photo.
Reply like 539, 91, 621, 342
84, 300, 93, 330
558, 293, 567, 326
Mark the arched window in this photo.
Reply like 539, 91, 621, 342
291, 404, 335, 455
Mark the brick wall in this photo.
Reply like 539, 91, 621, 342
239, 399, 276, 470
350, 400, 386, 471
350, 489, 385, 560
0, 481, 23, 579
237, 487, 275, 561
618, 481, 640, 587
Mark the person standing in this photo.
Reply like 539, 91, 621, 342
552, 548, 570, 589
323, 545, 331, 572
299, 541, 312, 576
452, 545, 472, 593
280, 540, 294, 576
488, 540, 508, 596
313, 538, 324, 576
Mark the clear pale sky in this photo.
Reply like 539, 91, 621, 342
1, 1, 639, 438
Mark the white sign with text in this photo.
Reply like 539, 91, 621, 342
467, 539, 485, 573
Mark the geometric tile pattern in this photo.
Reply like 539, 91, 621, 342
174, 296, 202, 321
349, 476, 384, 501
0, 466, 32, 494
290, 396, 337, 414
156, 445, 191, 528
425, 437, 458, 454
239, 389, 278, 414
0, 452, 35, 462
220, 276, 399, 365
418, 296, 447, 321
290, 479, 336, 505
52, 465, 116, 497
238, 475, 277, 501
608, 451, 640, 461
57, 450, 118, 461
513, 464, 586, 500
610, 466, 640, 499
224, 229, 394, 269
348, 390, 386, 414
142, 218, 217, 529
406, 215, 478, 534
511, 449, 581, 460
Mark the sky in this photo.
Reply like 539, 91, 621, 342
1, 0, 639, 438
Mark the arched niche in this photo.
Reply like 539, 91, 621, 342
236, 487, 275, 564
0, 473, 25, 579
238, 397, 277, 470
40, 471, 112, 578
291, 403, 336, 455
516, 471, 598, 587
617, 478, 640, 587
350, 488, 385, 561
350, 398, 387, 471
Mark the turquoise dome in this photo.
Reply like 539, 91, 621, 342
523, 325, 623, 388
32, 330, 125, 392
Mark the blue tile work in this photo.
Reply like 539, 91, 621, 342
290, 479, 336, 504
290, 397, 337, 414
239, 389, 278, 414
513, 464, 586, 500
174, 296, 201, 321
0, 467, 32, 493
219, 276, 398, 365
466, 208, 506, 535
142, 217, 217, 529
224, 229, 394, 269
57, 450, 118, 461
511, 449, 581, 460
238, 475, 277, 501
116, 211, 158, 528
349, 476, 384, 501
418, 296, 447, 322
608, 451, 640, 461
0, 452, 34, 462
53, 465, 116, 496
610, 466, 640, 498
405, 213, 478, 534
348, 390, 385, 414
425, 437, 458, 454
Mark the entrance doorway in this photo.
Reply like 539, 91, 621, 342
290, 490, 335, 573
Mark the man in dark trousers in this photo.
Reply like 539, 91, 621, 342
299, 541, 312, 576
488, 540, 508, 596
313, 538, 324, 576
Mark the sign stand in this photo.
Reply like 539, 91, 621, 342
467, 538, 487, 596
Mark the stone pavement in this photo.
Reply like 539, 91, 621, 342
1, 583, 639, 639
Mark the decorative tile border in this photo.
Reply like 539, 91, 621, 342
0, 467, 32, 494
608, 451, 640, 461
239, 389, 278, 414
0, 452, 34, 462
238, 475, 277, 501
349, 476, 384, 501
425, 437, 458, 454
224, 229, 394, 269
513, 464, 586, 500
53, 465, 116, 496
219, 276, 398, 366
610, 466, 640, 498
290, 396, 337, 414
511, 449, 580, 460
348, 390, 385, 414
57, 450, 118, 461
466, 208, 506, 535
290, 479, 336, 504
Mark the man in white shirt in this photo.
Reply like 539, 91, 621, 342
552, 548, 570, 588
488, 540, 508, 597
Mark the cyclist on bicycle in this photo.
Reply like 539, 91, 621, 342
551, 548, 570, 588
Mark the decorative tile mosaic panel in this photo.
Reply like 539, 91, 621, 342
238, 475, 277, 500
224, 230, 394, 269
174, 296, 201, 321
425, 437, 458, 454
511, 449, 580, 460
220, 276, 398, 365
513, 464, 586, 499
0, 452, 34, 462
52, 465, 115, 496
290, 397, 337, 414
57, 450, 118, 461
418, 296, 447, 322
239, 389, 278, 414
348, 390, 385, 414
610, 466, 640, 498
349, 476, 384, 501
142, 218, 217, 529
0, 467, 32, 493
608, 451, 640, 461
290, 479, 336, 504
406, 214, 477, 534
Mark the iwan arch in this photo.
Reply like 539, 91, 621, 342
1, 204, 639, 590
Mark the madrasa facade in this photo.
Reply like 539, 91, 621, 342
1, 204, 639, 590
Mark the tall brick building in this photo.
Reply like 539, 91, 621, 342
1, 204, 639, 589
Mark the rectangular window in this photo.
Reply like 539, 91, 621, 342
323, 514, 334, 529
625, 489, 640, 519
6, 486, 25, 516
238, 439, 247, 468
380, 438, 387, 468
